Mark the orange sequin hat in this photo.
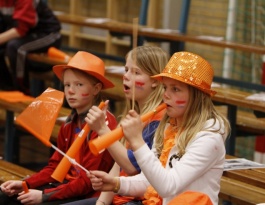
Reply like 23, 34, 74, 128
152, 52, 216, 96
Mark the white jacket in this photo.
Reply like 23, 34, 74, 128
118, 119, 227, 205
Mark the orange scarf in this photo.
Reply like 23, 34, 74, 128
142, 120, 177, 205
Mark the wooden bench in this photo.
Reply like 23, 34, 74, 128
1, 155, 265, 205
0, 160, 36, 184
219, 176, 265, 205
215, 106, 265, 136
219, 155, 265, 205
55, 12, 265, 55
212, 86, 265, 155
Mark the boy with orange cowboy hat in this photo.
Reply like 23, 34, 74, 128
0, 51, 118, 204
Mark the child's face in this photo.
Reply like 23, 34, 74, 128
123, 55, 156, 106
162, 77, 189, 120
63, 69, 101, 114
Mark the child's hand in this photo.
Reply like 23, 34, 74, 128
88, 170, 117, 192
0, 180, 23, 196
17, 189, 42, 205
121, 110, 145, 150
86, 100, 110, 136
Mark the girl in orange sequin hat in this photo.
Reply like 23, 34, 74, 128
87, 52, 231, 205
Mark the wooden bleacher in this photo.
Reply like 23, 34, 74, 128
54, 12, 265, 55
1, 154, 265, 205
219, 176, 265, 205
219, 155, 265, 205
0, 160, 36, 184
215, 106, 265, 136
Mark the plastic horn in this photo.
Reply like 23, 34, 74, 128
47, 47, 71, 62
89, 103, 167, 156
22, 181, 29, 193
51, 102, 106, 182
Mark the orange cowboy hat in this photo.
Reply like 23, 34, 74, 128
53, 51, 114, 89
152, 51, 216, 96
168, 191, 213, 205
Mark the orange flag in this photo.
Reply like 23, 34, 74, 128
16, 87, 64, 147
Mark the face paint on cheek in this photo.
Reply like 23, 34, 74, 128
135, 81, 145, 89
175, 100, 186, 107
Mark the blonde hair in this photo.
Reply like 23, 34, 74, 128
154, 86, 230, 157
120, 46, 168, 119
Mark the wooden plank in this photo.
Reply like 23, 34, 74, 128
223, 169, 265, 189
219, 176, 265, 205
213, 87, 265, 113
215, 106, 265, 135
0, 160, 35, 183
55, 12, 265, 54
222, 155, 265, 204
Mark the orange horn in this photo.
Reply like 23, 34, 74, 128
51, 102, 105, 182
89, 103, 167, 156
47, 47, 71, 62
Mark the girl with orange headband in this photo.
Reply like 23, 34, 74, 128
87, 51, 230, 205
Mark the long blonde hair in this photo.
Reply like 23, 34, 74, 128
120, 46, 168, 119
154, 86, 231, 157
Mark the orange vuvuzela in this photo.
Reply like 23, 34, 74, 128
89, 103, 167, 156
51, 102, 106, 183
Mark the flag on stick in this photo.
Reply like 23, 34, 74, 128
15, 87, 91, 174
16, 87, 64, 147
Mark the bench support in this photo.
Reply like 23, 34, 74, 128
4, 111, 16, 162
225, 105, 237, 155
